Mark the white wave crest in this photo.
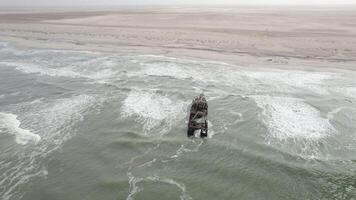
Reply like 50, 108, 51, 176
129, 58, 335, 96
27, 95, 98, 144
0, 61, 120, 83
245, 70, 332, 88
0, 95, 100, 200
121, 90, 187, 135
0, 62, 82, 78
0, 112, 41, 145
252, 95, 335, 140
243, 70, 334, 94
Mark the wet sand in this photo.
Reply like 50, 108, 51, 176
0, 6, 356, 68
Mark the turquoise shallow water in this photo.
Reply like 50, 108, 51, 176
0, 42, 355, 200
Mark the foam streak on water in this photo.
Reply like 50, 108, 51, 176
146, 176, 193, 200
0, 62, 82, 78
0, 112, 41, 145
0, 95, 100, 200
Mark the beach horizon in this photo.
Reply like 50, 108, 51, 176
0, 6, 355, 69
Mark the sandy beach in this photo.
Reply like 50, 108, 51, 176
1, 6, 356, 68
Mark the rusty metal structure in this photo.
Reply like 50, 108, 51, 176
187, 94, 208, 138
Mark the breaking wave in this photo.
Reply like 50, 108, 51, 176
0, 95, 101, 200
0, 61, 82, 78
129, 57, 337, 96
0, 61, 121, 83
251, 95, 336, 158
252, 95, 335, 140
121, 90, 188, 136
243, 70, 335, 95
0, 112, 41, 145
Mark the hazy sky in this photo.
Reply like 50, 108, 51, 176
1, 0, 356, 7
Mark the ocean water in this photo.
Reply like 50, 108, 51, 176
0, 42, 355, 200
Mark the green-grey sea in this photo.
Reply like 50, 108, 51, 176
0, 42, 355, 200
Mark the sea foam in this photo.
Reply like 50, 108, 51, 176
0, 112, 41, 145
130, 58, 335, 96
0, 95, 99, 200
121, 90, 187, 135
0, 59, 122, 84
243, 70, 334, 94
333, 87, 356, 100
251, 95, 334, 140
0, 62, 82, 78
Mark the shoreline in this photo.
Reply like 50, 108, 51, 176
1, 7, 355, 70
